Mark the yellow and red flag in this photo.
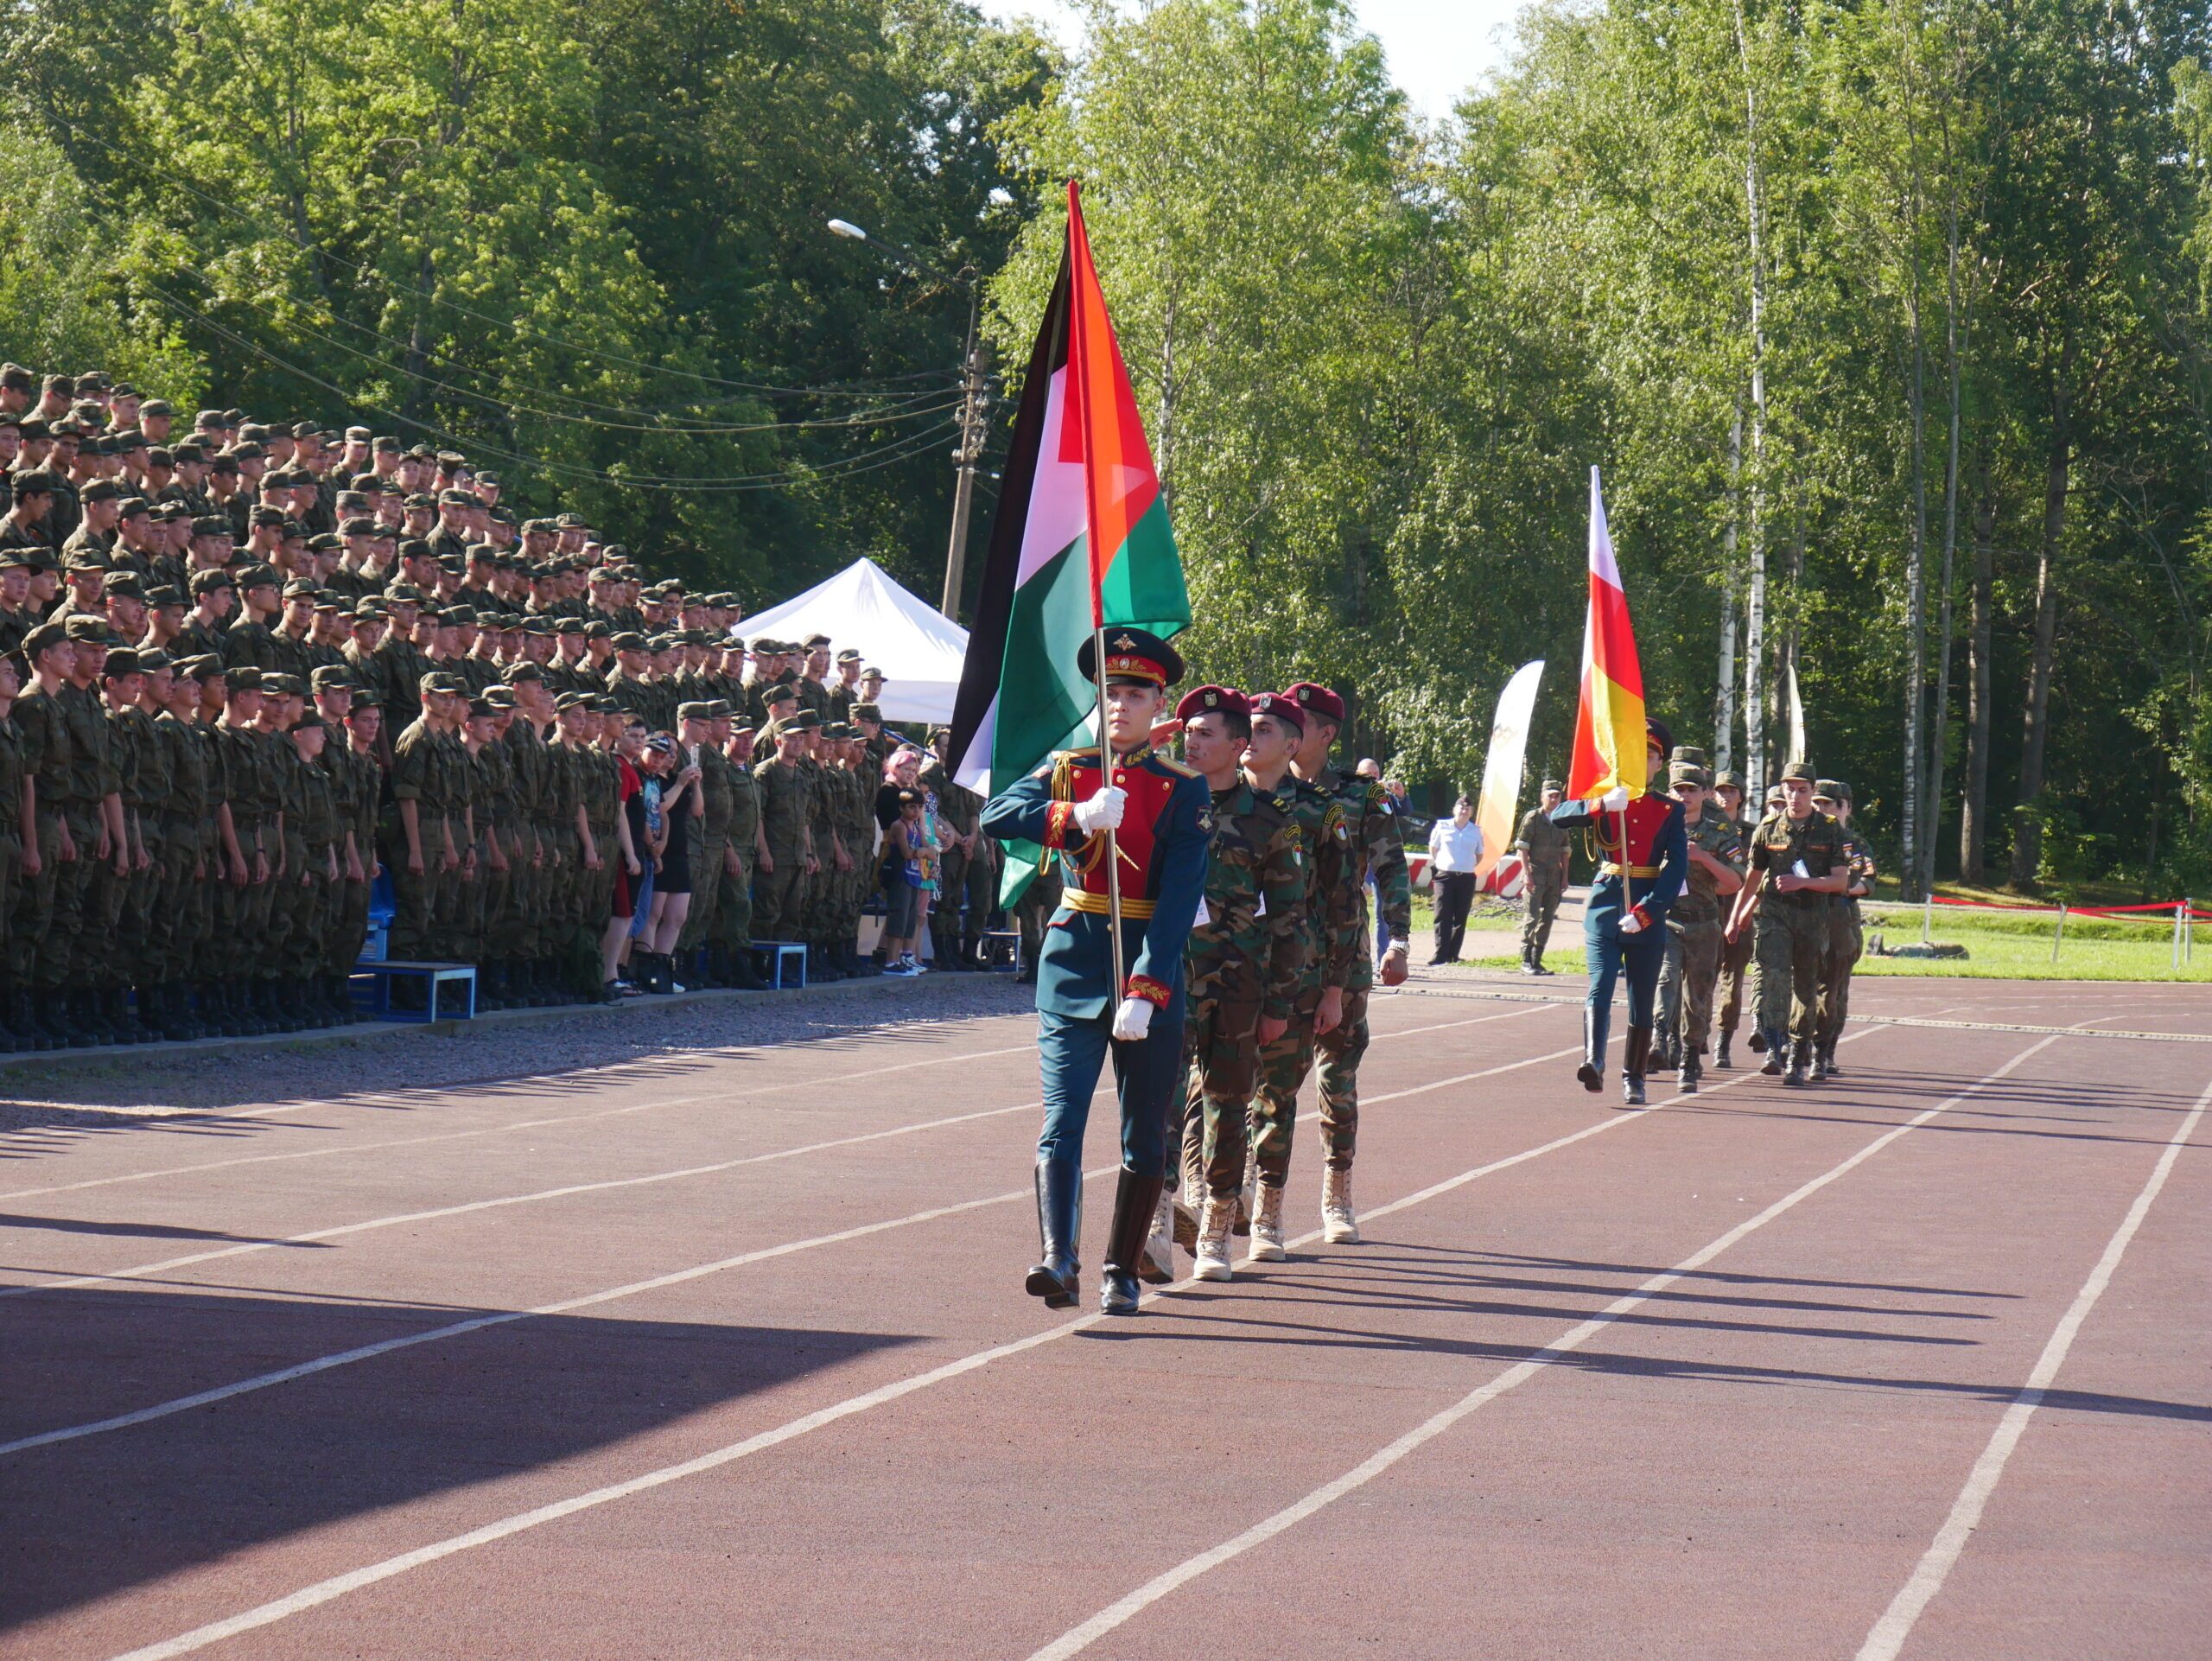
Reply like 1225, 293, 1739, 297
1566, 467, 1647, 799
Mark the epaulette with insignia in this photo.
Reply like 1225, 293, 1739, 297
1156, 754, 1200, 779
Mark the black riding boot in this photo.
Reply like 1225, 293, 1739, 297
1622, 1025, 1650, 1106
1025, 1160, 1084, 1308
1576, 1007, 1605, 1092
1099, 1167, 1166, 1316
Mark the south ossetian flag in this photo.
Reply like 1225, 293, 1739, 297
1566, 466, 1648, 800
949, 181, 1191, 901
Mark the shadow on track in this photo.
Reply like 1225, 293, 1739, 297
0, 1287, 915, 1632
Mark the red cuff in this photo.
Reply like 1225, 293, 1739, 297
1627, 903, 1652, 932
1043, 800, 1076, 850
1125, 974, 1172, 1009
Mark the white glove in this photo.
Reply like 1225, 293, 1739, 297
1601, 785, 1630, 812
1618, 912, 1645, 936
1074, 786, 1126, 836
1111, 996, 1154, 1041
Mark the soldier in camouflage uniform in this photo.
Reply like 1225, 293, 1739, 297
713, 717, 765, 988
1725, 761, 1850, 1085
1709, 769, 1757, 1068
1657, 758, 1744, 1092
1284, 680, 1412, 1245
1243, 690, 1357, 1262
1812, 780, 1875, 1082
1167, 687, 1305, 1282
1512, 779, 1569, 974
0, 652, 29, 1051
674, 702, 731, 981
753, 716, 816, 947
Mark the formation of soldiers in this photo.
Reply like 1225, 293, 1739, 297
1161, 681, 1414, 1281
987, 648, 1413, 1312
0, 363, 984, 1047
1637, 749, 1875, 1091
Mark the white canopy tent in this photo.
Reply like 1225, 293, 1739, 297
735, 557, 969, 725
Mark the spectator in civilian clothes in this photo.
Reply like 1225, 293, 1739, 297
1427, 794, 1484, 964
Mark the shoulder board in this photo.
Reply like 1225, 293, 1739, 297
1155, 754, 1201, 779
1049, 746, 1102, 764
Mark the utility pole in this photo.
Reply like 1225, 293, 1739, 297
827, 218, 990, 621
942, 283, 990, 619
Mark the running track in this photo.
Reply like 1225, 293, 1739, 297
2, 976, 2206, 1658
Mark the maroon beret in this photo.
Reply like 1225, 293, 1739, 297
1174, 684, 1248, 722
1282, 681, 1344, 723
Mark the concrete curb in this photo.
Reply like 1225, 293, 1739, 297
0, 967, 1022, 1074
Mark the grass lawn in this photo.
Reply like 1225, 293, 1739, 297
1405, 893, 2212, 982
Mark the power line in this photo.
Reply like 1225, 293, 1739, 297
138, 281, 962, 493
168, 276, 964, 434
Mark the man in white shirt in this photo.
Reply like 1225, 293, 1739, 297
1426, 795, 1484, 964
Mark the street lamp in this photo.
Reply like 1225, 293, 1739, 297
826, 216, 989, 621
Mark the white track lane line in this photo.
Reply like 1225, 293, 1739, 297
0, 1032, 1046, 1125
1853, 1067, 2212, 1661
1022, 1029, 2056, 1660
0, 1038, 1052, 1201
9, 1015, 1566, 1456
97, 1023, 1849, 1661
0, 1009, 1541, 1299
0, 1007, 1509, 1206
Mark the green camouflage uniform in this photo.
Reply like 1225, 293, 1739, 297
1312, 767, 1413, 1171
1249, 780, 1357, 1189
1179, 779, 1306, 1200
717, 754, 759, 956
678, 741, 734, 959
1817, 828, 1876, 1053
9, 683, 70, 987
1749, 807, 1849, 1044
1717, 806, 1759, 1042
1662, 807, 1744, 1060
753, 754, 811, 943
1513, 804, 1570, 965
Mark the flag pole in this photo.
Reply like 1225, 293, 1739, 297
1091, 623, 1128, 1004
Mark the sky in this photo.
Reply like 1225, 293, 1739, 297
973, 0, 1528, 125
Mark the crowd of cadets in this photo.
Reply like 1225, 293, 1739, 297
0, 363, 995, 1050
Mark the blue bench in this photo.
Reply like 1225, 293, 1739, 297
747, 942, 808, 990
352, 961, 478, 1022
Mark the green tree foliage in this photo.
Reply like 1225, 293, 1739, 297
5, 0, 2207, 892
0, 0, 1052, 603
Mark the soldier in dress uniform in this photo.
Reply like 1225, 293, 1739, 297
1548, 717, 1689, 1104
980, 627, 1210, 1316
1725, 761, 1850, 1085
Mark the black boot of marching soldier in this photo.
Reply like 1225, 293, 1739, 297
1621, 1025, 1650, 1106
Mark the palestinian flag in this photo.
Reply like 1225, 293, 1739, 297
950, 181, 1190, 899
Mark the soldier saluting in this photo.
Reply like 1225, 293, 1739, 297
981, 627, 1211, 1318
